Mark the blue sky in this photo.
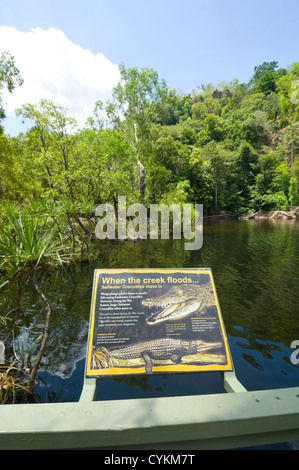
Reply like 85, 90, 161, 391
1, 0, 299, 134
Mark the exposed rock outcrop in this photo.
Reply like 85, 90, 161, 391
240, 207, 299, 220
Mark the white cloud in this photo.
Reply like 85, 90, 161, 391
0, 26, 120, 126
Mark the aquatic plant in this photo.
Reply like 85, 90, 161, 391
0, 362, 31, 404
0, 202, 72, 397
0, 202, 71, 281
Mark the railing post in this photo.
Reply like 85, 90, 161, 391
79, 377, 97, 402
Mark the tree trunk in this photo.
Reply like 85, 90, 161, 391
137, 155, 145, 202
214, 181, 218, 209
134, 122, 146, 202
27, 270, 52, 395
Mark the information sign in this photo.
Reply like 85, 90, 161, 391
86, 269, 233, 377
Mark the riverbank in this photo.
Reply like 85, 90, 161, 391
239, 207, 299, 220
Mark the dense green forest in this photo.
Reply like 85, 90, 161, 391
1, 54, 299, 400
1, 58, 299, 217
1, 55, 299, 272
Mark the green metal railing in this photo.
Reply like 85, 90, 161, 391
1, 370, 299, 450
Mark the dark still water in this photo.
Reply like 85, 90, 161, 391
9, 219, 299, 412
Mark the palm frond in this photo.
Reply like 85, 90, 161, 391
0, 202, 72, 280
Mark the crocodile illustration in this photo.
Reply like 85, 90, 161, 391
142, 282, 216, 325
92, 337, 222, 374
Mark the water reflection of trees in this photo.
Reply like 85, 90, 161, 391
8, 239, 191, 384
93, 238, 192, 268
9, 270, 89, 380
198, 220, 299, 346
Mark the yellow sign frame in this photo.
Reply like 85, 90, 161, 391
86, 268, 233, 377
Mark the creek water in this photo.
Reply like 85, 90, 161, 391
7, 218, 299, 448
